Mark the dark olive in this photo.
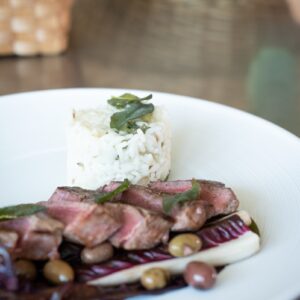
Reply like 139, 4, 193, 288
14, 259, 37, 280
184, 261, 217, 289
43, 259, 74, 285
140, 268, 169, 290
168, 234, 202, 257
81, 242, 114, 264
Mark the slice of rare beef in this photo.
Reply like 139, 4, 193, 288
49, 186, 103, 203
42, 200, 122, 247
149, 180, 239, 217
109, 204, 172, 250
49, 186, 172, 249
0, 213, 63, 260
101, 183, 207, 231
0, 230, 18, 250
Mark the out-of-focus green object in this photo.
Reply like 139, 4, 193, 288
247, 48, 299, 131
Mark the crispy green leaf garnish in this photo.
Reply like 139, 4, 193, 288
249, 218, 260, 236
140, 124, 150, 133
110, 102, 154, 132
108, 93, 152, 109
141, 113, 153, 123
108, 93, 154, 133
163, 180, 201, 215
164, 172, 171, 181
0, 204, 45, 221
95, 179, 130, 204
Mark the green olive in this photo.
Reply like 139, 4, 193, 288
140, 268, 169, 290
168, 234, 202, 257
43, 259, 74, 285
14, 259, 37, 280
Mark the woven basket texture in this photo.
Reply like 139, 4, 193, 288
0, 0, 73, 56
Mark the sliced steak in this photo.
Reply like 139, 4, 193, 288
0, 230, 18, 250
149, 180, 239, 217
149, 180, 223, 193
113, 186, 163, 212
42, 200, 122, 247
109, 204, 172, 250
101, 183, 207, 231
49, 186, 172, 249
0, 213, 63, 260
49, 186, 103, 203
171, 201, 208, 231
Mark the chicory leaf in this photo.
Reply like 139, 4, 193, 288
0, 204, 45, 221
95, 179, 130, 204
163, 180, 201, 214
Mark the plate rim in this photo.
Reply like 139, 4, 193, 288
1, 87, 299, 145
1, 87, 300, 300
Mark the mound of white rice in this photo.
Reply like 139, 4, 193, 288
67, 104, 171, 189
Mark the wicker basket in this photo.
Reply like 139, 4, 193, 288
0, 0, 73, 56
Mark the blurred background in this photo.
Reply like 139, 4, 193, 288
0, 0, 299, 136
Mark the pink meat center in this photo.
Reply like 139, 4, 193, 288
113, 208, 142, 244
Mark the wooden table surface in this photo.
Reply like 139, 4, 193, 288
0, 0, 299, 136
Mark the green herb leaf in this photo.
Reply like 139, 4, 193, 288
108, 93, 152, 109
95, 179, 130, 204
249, 218, 260, 236
163, 180, 201, 215
0, 204, 45, 221
110, 102, 154, 132
140, 124, 150, 133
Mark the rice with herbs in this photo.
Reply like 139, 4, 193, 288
67, 104, 171, 189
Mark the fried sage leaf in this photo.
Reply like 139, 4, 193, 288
0, 204, 45, 221
163, 180, 201, 214
108, 93, 152, 109
110, 102, 154, 132
249, 218, 260, 236
95, 179, 130, 204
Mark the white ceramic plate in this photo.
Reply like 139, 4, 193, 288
0, 88, 300, 300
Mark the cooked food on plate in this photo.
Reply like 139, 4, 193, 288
0, 94, 260, 300
67, 94, 171, 189
0, 178, 260, 299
